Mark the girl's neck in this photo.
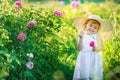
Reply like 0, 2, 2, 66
85, 32, 96, 35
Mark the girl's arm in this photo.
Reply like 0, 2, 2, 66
77, 36, 83, 51
77, 30, 84, 51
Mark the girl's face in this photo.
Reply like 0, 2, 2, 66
85, 19, 100, 35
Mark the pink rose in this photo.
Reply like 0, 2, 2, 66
89, 41, 95, 47
60, 1, 65, 6
70, 1, 80, 8
82, 10, 86, 14
27, 23, 33, 28
27, 20, 37, 28
53, 10, 63, 17
14, 1, 22, 7
31, 21, 37, 25
17, 33, 26, 41
26, 62, 34, 69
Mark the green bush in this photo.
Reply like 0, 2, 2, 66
0, 25, 10, 79
0, 1, 77, 80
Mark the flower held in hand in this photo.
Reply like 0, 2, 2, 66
89, 41, 95, 47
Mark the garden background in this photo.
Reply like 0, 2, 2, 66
0, 0, 120, 80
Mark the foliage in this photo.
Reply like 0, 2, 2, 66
0, 0, 77, 80
103, 27, 120, 80
0, 25, 10, 79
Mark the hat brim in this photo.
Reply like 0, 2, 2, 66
73, 17, 87, 30
73, 17, 113, 41
73, 17, 113, 32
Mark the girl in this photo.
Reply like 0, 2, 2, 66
72, 15, 112, 80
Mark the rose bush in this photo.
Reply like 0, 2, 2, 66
0, 1, 76, 80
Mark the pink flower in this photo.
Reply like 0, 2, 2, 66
82, 10, 87, 14
60, 1, 65, 6
31, 21, 37, 25
26, 62, 34, 69
27, 20, 37, 28
14, 1, 22, 7
27, 53, 34, 58
17, 33, 26, 41
53, 10, 63, 17
27, 23, 33, 28
70, 1, 80, 8
89, 41, 95, 47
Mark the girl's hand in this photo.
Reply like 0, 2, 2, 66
79, 30, 84, 38
89, 41, 95, 47
93, 46, 101, 52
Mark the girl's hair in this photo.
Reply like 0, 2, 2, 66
83, 19, 101, 31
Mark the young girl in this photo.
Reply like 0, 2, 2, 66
72, 15, 112, 80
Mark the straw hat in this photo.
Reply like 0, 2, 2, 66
73, 15, 113, 41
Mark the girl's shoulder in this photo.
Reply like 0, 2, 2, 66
83, 34, 96, 41
84, 34, 96, 38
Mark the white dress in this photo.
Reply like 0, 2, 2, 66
73, 34, 103, 80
